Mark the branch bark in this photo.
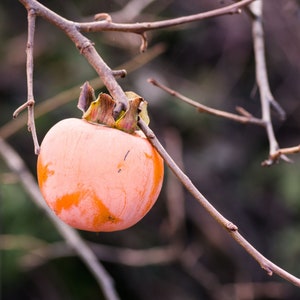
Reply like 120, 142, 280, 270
138, 119, 300, 287
19, 0, 129, 117
148, 78, 265, 126
0, 138, 120, 300
13, 8, 40, 154
76, 0, 256, 34
250, 1, 289, 165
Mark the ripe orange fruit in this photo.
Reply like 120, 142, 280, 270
37, 118, 164, 232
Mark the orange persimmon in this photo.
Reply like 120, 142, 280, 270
37, 118, 164, 232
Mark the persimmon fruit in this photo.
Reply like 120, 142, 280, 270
37, 118, 164, 232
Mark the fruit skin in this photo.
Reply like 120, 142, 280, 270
37, 118, 164, 232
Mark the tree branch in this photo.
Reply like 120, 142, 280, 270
138, 119, 300, 287
148, 78, 265, 126
13, 8, 40, 154
13, 0, 300, 292
0, 138, 120, 300
0, 43, 165, 139
250, 1, 289, 165
76, 0, 256, 34
265, 144, 300, 164
19, 0, 129, 117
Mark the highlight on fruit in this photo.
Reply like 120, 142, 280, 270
37, 83, 164, 232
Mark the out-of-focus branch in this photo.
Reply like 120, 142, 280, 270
109, 0, 155, 22
17, 0, 255, 122
264, 144, 300, 164
163, 128, 186, 240
148, 78, 265, 126
19, 0, 129, 119
20, 241, 180, 269
138, 119, 300, 287
250, 1, 289, 166
0, 138, 120, 300
149, 74, 300, 165
0, 43, 165, 139
12, 9, 40, 154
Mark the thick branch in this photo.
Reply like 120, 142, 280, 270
13, 8, 40, 154
0, 44, 165, 139
19, 0, 129, 116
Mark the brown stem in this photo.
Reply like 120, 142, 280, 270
138, 119, 300, 287
262, 144, 300, 166
19, 0, 129, 117
13, 8, 40, 154
76, 0, 256, 34
0, 43, 165, 139
0, 138, 120, 300
250, 1, 288, 165
148, 78, 265, 126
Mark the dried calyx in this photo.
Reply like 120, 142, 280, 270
77, 82, 150, 134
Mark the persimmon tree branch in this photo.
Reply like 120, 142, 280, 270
148, 1, 300, 166
148, 78, 265, 126
16, 0, 255, 136
77, 0, 255, 32
0, 43, 165, 139
18, 0, 129, 120
0, 138, 120, 300
267, 145, 300, 163
249, 1, 289, 166
138, 119, 300, 287
76, 0, 255, 51
12, 8, 40, 154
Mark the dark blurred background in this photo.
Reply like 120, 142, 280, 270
1, 0, 300, 299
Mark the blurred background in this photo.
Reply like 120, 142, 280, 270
1, 0, 300, 299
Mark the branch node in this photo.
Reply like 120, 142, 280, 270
262, 152, 293, 167
77, 40, 95, 54
235, 106, 253, 118
261, 263, 274, 276
226, 222, 238, 232
28, 8, 36, 17
13, 99, 35, 119
94, 13, 112, 22
112, 69, 127, 78
113, 102, 126, 121
140, 32, 148, 53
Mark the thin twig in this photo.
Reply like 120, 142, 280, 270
148, 78, 265, 126
263, 144, 300, 165
250, 1, 288, 165
76, 0, 256, 34
13, 8, 40, 154
138, 119, 300, 287
0, 138, 120, 300
17, 0, 254, 148
20, 241, 180, 269
0, 43, 165, 139
19, 0, 129, 117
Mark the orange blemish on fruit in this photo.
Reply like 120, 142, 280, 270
53, 191, 82, 215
